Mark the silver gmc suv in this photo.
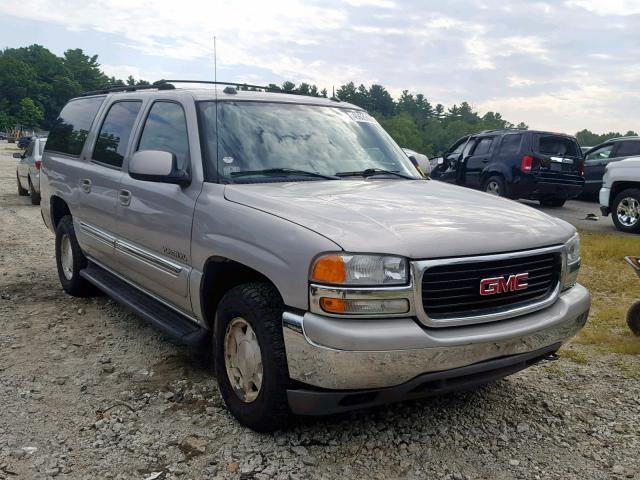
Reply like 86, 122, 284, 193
40, 81, 591, 431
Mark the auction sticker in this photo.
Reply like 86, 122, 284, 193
345, 110, 375, 123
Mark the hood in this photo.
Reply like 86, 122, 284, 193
610, 157, 640, 169
224, 180, 575, 259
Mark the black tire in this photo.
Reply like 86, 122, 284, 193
483, 175, 508, 198
55, 215, 93, 297
627, 301, 640, 336
213, 283, 290, 432
611, 188, 640, 234
28, 177, 41, 205
17, 173, 28, 196
540, 198, 566, 208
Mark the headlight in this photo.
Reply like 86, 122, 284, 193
310, 254, 408, 286
562, 234, 581, 290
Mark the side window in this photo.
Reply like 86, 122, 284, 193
585, 144, 614, 162
615, 141, 640, 157
472, 137, 494, 156
498, 134, 522, 156
93, 101, 142, 168
461, 139, 476, 157
45, 97, 104, 156
450, 139, 466, 155
137, 102, 190, 170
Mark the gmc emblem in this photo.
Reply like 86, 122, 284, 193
480, 273, 529, 296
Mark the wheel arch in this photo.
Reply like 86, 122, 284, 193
199, 256, 284, 329
610, 181, 640, 208
50, 195, 71, 229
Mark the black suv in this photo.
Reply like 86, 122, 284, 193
583, 136, 640, 197
431, 129, 584, 207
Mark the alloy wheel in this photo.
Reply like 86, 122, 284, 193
60, 233, 74, 280
224, 317, 263, 403
617, 196, 640, 227
486, 181, 500, 195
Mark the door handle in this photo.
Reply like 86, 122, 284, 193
119, 189, 131, 206
80, 179, 92, 193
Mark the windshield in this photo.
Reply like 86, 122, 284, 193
198, 101, 420, 182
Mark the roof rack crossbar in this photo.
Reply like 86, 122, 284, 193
80, 83, 175, 97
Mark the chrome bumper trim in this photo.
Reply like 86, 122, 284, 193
282, 284, 590, 390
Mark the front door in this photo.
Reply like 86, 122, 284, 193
464, 136, 495, 188
114, 100, 198, 313
584, 143, 615, 196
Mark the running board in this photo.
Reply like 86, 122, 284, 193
80, 262, 209, 349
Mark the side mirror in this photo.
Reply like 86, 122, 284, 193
437, 158, 444, 165
409, 153, 431, 177
13, 152, 23, 159
129, 150, 190, 186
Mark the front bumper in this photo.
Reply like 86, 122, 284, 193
283, 284, 590, 411
599, 186, 611, 216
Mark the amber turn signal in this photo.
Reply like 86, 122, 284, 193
319, 297, 347, 313
311, 255, 346, 284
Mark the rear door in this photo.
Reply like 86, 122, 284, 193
113, 99, 199, 313
463, 136, 496, 188
77, 99, 143, 267
584, 143, 615, 195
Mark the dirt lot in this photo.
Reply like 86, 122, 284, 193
0, 142, 639, 480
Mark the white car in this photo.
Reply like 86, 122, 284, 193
15, 136, 47, 205
600, 156, 640, 233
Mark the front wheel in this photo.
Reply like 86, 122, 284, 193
540, 198, 566, 208
612, 188, 640, 234
55, 216, 94, 297
29, 178, 40, 205
628, 301, 640, 336
213, 283, 290, 432
17, 173, 28, 196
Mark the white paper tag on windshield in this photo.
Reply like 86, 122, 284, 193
345, 110, 375, 123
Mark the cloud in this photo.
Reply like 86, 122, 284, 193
0, 0, 637, 133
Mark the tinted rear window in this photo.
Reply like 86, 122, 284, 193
45, 97, 104, 156
93, 101, 142, 168
616, 141, 640, 157
498, 134, 522, 155
535, 135, 579, 157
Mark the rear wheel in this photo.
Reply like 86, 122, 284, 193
213, 283, 290, 432
540, 198, 566, 208
483, 175, 507, 197
28, 177, 40, 205
612, 188, 640, 234
17, 173, 28, 196
628, 301, 640, 336
55, 216, 94, 297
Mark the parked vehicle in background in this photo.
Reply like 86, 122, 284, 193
41, 81, 590, 431
18, 136, 33, 149
600, 157, 640, 233
0, 132, 7, 140
624, 256, 640, 335
431, 129, 584, 207
584, 137, 640, 197
7, 134, 17, 143
15, 137, 47, 205
402, 147, 431, 176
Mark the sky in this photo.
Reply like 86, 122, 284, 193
0, 0, 639, 134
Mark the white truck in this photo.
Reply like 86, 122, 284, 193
600, 157, 640, 234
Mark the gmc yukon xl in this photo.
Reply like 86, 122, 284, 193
41, 81, 591, 431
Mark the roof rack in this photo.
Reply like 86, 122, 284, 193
608, 136, 640, 142
80, 82, 175, 97
80, 79, 340, 101
479, 127, 528, 134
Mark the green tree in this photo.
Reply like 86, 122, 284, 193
63, 48, 108, 91
16, 97, 44, 130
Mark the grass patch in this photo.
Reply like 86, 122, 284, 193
573, 230, 640, 355
560, 347, 588, 364
544, 363, 567, 376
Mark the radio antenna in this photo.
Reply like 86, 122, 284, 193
214, 36, 217, 83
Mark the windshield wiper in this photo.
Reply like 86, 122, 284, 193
335, 168, 414, 179
230, 168, 340, 180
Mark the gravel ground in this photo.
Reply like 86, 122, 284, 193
0, 142, 639, 480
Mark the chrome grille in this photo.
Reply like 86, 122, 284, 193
421, 252, 561, 320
